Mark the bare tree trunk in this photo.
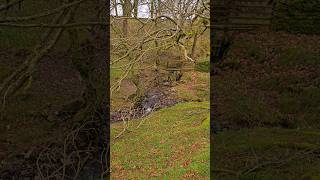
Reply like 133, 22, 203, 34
157, 0, 161, 16
122, 18, 128, 36
191, 32, 198, 59
133, 0, 138, 17
150, 0, 154, 18
114, 0, 118, 16
122, 0, 131, 37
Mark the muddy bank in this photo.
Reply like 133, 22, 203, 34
111, 86, 181, 123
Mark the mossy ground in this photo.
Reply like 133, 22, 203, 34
174, 70, 210, 102
213, 128, 320, 180
213, 31, 320, 179
111, 102, 210, 179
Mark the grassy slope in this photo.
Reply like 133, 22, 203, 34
213, 31, 320, 179
111, 101, 210, 179
109, 29, 320, 179
214, 31, 320, 129
109, 22, 212, 178
110, 56, 210, 179
214, 128, 320, 179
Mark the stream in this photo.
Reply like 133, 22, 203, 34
110, 87, 180, 123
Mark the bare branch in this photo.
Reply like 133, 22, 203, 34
0, 22, 107, 28
0, 0, 24, 12
0, 0, 87, 23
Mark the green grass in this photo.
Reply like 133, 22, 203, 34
212, 31, 320, 179
111, 101, 210, 179
195, 60, 210, 73
213, 128, 320, 179
278, 48, 320, 67
110, 68, 123, 80
174, 71, 210, 102
223, 93, 281, 127
217, 57, 241, 70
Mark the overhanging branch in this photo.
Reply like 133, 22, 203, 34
0, 0, 87, 23
0, 0, 24, 12
0, 22, 108, 28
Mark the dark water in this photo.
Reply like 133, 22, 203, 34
111, 88, 179, 123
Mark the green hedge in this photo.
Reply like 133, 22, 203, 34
273, 0, 320, 34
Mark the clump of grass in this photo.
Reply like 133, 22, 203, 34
277, 86, 320, 113
300, 86, 320, 108
217, 57, 241, 70
223, 94, 281, 127
110, 68, 123, 80
277, 93, 301, 113
175, 71, 209, 102
195, 60, 210, 72
255, 73, 305, 94
278, 48, 320, 67
276, 85, 320, 129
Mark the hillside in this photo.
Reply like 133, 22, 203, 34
212, 31, 320, 179
110, 29, 320, 179
111, 101, 210, 179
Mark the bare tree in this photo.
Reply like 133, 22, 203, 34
110, 0, 210, 93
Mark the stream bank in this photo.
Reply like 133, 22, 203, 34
111, 85, 181, 123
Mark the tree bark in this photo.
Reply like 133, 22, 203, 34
122, 0, 131, 37
114, 0, 118, 16
133, 0, 138, 17
157, 0, 161, 16
191, 32, 198, 59
150, 0, 154, 18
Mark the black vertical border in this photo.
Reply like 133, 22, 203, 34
210, 0, 214, 179
106, 0, 111, 178
210, 0, 215, 178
